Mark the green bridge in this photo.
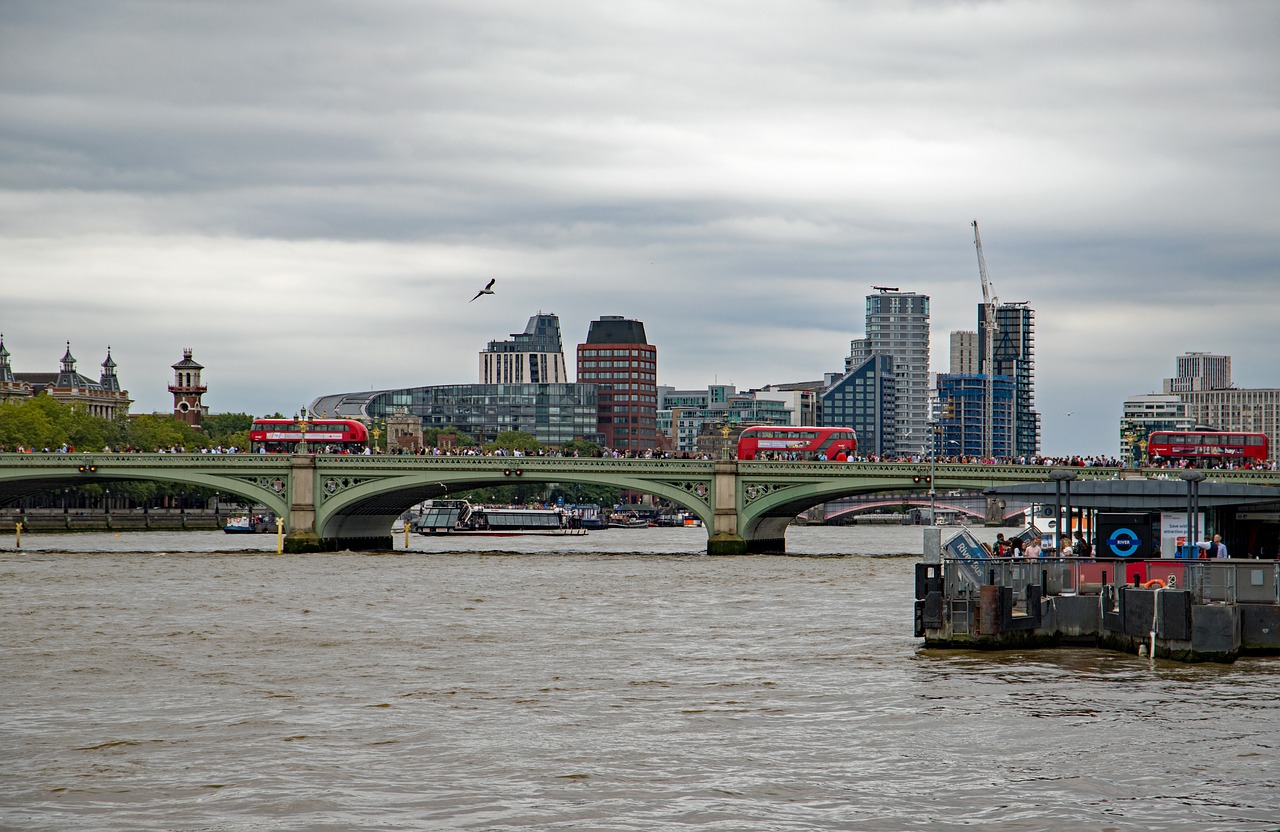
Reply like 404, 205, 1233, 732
3, 453, 1280, 553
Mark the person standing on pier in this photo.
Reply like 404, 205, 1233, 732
1196, 534, 1229, 558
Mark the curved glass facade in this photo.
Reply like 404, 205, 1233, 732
317, 383, 602, 447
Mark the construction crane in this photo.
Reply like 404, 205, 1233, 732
972, 220, 997, 459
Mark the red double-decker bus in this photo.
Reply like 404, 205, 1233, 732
249, 418, 370, 453
1146, 429, 1269, 466
736, 426, 857, 461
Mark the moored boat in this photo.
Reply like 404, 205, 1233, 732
223, 513, 276, 534
412, 500, 585, 536
608, 510, 649, 529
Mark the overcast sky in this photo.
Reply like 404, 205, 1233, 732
2, 0, 1277, 455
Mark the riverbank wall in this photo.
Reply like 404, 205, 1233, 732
0, 509, 222, 532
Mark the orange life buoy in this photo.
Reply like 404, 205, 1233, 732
1141, 579, 1166, 589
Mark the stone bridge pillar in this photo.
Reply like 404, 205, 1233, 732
708, 461, 746, 555
285, 454, 322, 552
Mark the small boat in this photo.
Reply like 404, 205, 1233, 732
224, 514, 275, 534
568, 504, 607, 530
608, 510, 649, 529
412, 500, 586, 536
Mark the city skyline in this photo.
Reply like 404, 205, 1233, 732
2, 1, 1277, 456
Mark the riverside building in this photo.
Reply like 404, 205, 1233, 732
311, 312, 602, 447
479, 312, 568, 385
847, 288, 931, 455
576, 316, 659, 452
821, 356, 898, 458
1119, 352, 1279, 465
1, 338, 132, 419
979, 301, 1040, 456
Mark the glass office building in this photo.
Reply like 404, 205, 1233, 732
312, 383, 603, 447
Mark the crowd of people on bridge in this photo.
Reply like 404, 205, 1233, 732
4, 443, 1278, 470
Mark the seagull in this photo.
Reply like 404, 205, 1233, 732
470, 278, 496, 302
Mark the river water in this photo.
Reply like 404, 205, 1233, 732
2, 526, 1278, 831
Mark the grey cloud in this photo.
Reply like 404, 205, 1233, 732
1, 0, 1277, 455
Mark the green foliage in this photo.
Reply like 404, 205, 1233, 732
547, 483, 621, 505
484, 430, 542, 454
457, 483, 552, 505
423, 426, 475, 448
201, 412, 253, 450
456, 485, 517, 504
123, 414, 208, 452
557, 438, 603, 457
202, 413, 253, 441
0, 395, 123, 451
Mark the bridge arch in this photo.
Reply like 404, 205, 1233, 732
311, 457, 717, 548
738, 468, 929, 552
0, 456, 292, 520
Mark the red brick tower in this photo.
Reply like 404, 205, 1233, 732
169, 348, 207, 427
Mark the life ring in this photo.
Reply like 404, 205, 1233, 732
1141, 579, 1166, 589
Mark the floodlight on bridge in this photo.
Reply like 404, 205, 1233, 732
78, 463, 97, 473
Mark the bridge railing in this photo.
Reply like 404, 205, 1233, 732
0, 453, 289, 469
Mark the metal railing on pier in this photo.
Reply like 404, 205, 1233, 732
943, 557, 1280, 607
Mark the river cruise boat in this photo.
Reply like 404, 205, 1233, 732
411, 500, 585, 536
223, 513, 276, 534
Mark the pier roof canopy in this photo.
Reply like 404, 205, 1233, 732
986, 478, 1280, 510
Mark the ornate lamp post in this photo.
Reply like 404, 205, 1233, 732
295, 409, 309, 455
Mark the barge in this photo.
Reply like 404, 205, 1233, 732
916, 537, 1280, 663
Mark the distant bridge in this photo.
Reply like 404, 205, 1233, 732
823, 494, 989, 523
3, 454, 1279, 554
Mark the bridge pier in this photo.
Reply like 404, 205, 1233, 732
708, 461, 747, 555
284, 454, 323, 553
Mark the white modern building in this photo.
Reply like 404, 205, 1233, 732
479, 312, 568, 385
847, 287, 931, 454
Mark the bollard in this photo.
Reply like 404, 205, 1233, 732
404, 523, 410, 549
14, 521, 21, 549
275, 517, 285, 555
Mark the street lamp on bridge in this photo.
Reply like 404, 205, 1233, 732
295, 408, 309, 455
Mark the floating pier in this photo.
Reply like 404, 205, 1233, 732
915, 554, 1280, 664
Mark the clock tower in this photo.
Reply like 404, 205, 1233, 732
169, 348, 207, 427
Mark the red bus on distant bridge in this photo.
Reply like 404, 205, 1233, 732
737, 426, 857, 461
1146, 429, 1268, 466
249, 418, 370, 453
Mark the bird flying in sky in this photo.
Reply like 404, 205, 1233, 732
470, 278, 496, 302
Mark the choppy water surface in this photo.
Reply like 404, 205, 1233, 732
2, 527, 1278, 831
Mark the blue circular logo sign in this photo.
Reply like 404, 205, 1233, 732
1107, 527, 1141, 557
